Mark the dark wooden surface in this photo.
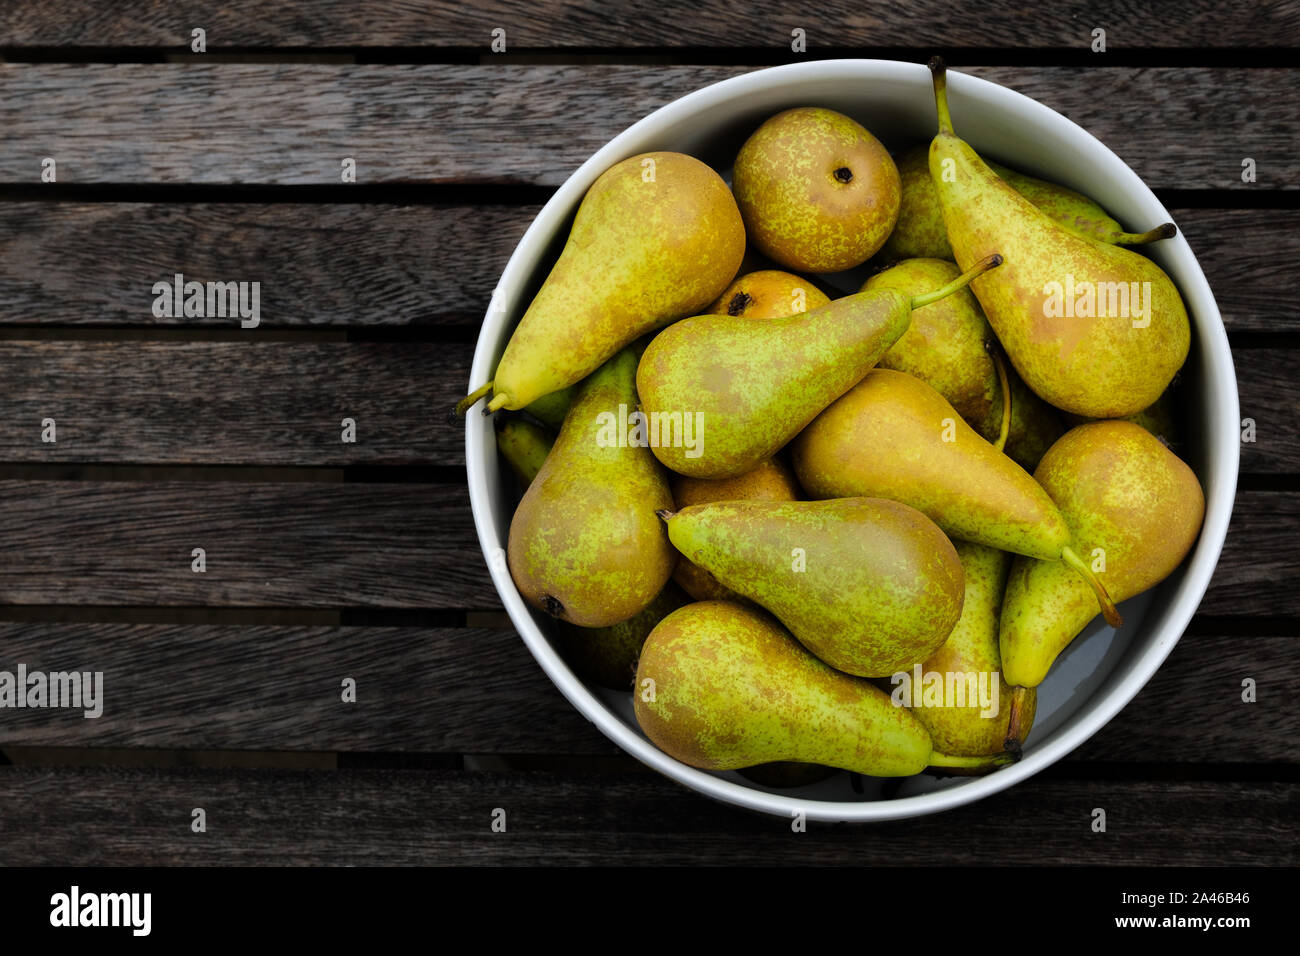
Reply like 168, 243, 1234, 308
0, 2, 1296, 866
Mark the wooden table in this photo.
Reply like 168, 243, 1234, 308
0, 3, 1296, 866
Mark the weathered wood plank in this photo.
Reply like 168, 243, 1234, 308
0, 484, 1285, 612
0, 204, 1295, 333
1236, 349, 1300, 474
0, 480, 499, 607
0, 341, 467, 465
0, 766, 1293, 865
2, 1, 1297, 49
0, 65, 1294, 189
0, 625, 1292, 763
0, 202, 527, 328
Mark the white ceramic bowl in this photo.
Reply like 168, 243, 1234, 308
465, 60, 1239, 821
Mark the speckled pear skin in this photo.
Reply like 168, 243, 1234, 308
507, 349, 675, 628
557, 582, 689, 690
637, 290, 911, 479
930, 120, 1189, 418
1000, 422, 1205, 687
998, 366, 1066, 472
732, 108, 900, 273
669, 457, 802, 602
491, 152, 744, 410
494, 417, 553, 485
863, 258, 998, 427
664, 498, 963, 677
633, 601, 934, 775
881, 144, 1148, 261
522, 386, 574, 430
792, 369, 1071, 560
706, 269, 832, 319
1062, 387, 1182, 453
911, 542, 1036, 758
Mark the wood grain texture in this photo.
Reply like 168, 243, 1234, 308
0, 484, 1286, 612
0, 625, 602, 752
0, 65, 1295, 188
0, 625, 1293, 763
1236, 349, 1300, 474
2, 1, 1298, 49
0, 204, 1294, 333
0, 766, 1293, 865
0, 341, 468, 465
0, 203, 531, 328
0, 480, 500, 607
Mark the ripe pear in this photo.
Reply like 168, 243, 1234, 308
462, 152, 744, 414
882, 145, 1177, 261
494, 416, 553, 485
1000, 421, 1205, 687
791, 369, 1119, 624
1062, 387, 1182, 453
507, 349, 675, 628
863, 258, 1000, 428
706, 269, 831, 319
660, 498, 964, 677
634, 601, 1012, 775
732, 107, 900, 273
557, 582, 688, 690
522, 386, 574, 430
637, 255, 1000, 479
669, 457, 802, 602
904, 542, 1036, 762
928, 59, 1189, 418
863, 258, 1064, 468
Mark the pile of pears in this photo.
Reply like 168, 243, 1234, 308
466, 58, 1206, 787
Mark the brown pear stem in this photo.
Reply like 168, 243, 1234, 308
454, 380, 495, 418
910, 254, 1003, 310
655, 509, 676, 521
1061, 545, 1124, 628
1114, 222, 1177, 245
990, 347, 1012, 453
929, 749, 1018, 771
1003, 686, 1029, 754
928, 56, 954, 134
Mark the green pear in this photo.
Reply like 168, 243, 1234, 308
557, 582, 688, 690
669, 457, 802, 602
634, 601, 1012, 774
1000, 421, 1205, 686
903, 542, 1036, 761
522, 386, 574, 430
494, 416, 553, 485
460, 152, 744, 415
927, 59, 1189, 418
660, 497, 964, 677
1062, 387, 1182, 453
637, 256, 1000, 479
732, 107, 900, 273
791, 369, 1119, 624
863, 258, 1064, 468
882, 144, 1177, 261
507, 349, 675, 628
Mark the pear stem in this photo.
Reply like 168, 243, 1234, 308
929, 750, 1018, 771
454, 381, 495, 417
655, 509, 676, 521
1114, 222, 1178, 245
1061, 545, 1124, 628
1003, 686, 1029, 754
910, 254, 1002, 310
928, 56, 954, 135
484, 393, 510, 415
990, 348, 1012, 453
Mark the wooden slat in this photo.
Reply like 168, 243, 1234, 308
2, 1, 1298, 49
0, 204, 1295, 333
0, 624, 604, 753
0, 203, 531, 328
0, 341, 467, 465
0, 480, 499, 607
0, 766, 1293, 865
0, 625, 1294, 763
1236, 349, 1300, 474
0, 483, 1287, 612
0, 65, 1296, 189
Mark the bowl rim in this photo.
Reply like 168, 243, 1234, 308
465, 58, 1240, 822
